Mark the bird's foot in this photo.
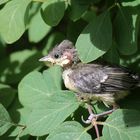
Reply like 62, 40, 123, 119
82, 103, 118, 140
82, 106, 117, 124
82, 113, 97, 124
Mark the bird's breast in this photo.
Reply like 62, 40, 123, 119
62, 69, 78, 92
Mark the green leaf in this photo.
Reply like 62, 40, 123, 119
0, 103, 13, 136
103, 42, 120, 64
0, 0, 9, 5
0, 0, 31, 44
43, 66, 62, 91
18, 66, 62, 109
0, 49, 42, 84
2, 97, 29, 138
0, 84, 16, 108
76, 11, 112, 63
82, 11, 96, 22
46, 121, 92, 140
67, 20, 87, 43
18, 71, 52, 109
10, 107, 31, 137
122, 0, 140, 7
26, 92, 79, 136
114, 7, 139, 55
102, 109, 140, 140
28, 10, 51, 43
70, 0, 91, 21
41, 0, 65, 26
95, 136, 105, 140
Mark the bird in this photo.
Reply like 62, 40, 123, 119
39, 40, 140, 122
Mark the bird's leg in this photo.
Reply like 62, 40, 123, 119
82, 103, 119, 140
96, 103, 118, 116
93, 108, 115, 118
82, 103, 97, 124
83, 103, 119, 122
95, 103, 119, 118
82, 104, 113, 123
82, 103, 100, 140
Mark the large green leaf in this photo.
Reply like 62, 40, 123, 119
0, 103, 13, 136
46, 121, 92, 140
18, 66, 62, 109
18, 67, 79, 136
26, 92, 79, 136
0, 0, 31, 44
41, 0, 65, 26
114, 7, 139, 55
0, 84, 16, 108
102, 109, 140, 140
28, 9, 51, 43
76, 11, 112, 63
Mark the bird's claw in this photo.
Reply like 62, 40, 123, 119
82, 108, 117, 125
81, 113, 97, 124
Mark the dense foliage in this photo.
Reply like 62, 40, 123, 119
0, 0, 140, 139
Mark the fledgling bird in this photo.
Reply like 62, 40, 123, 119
39, 40, 140, 119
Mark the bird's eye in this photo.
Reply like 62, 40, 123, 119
54, 53, 60, 59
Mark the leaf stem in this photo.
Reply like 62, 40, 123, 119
16, 125, 26, 139
12, 123, 26, 128
107, 2, 118, 11
84, 124, 93, 132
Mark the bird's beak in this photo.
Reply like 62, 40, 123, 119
39, 56, 55, 64
39, 56, 49, 61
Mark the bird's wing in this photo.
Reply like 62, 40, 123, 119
70, 64, 139, 93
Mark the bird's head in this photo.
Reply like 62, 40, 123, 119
39, 40, 79, 67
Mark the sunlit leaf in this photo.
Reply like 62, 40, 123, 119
122, 0, 140, 7
26, 92, 79, 136
102, 109, 140, 140
28, 10, 51, 43
18, 66, 62, 109
43, 66, 62, 91
46, 121, 92, 140
0, 0, 31, 43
